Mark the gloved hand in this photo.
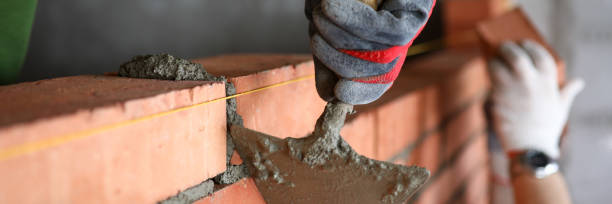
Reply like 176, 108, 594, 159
489, 40, 585, 159
305, 0, 436, 105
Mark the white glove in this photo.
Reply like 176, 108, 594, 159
489, 40, 585, 159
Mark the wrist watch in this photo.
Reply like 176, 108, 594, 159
509, 149, 559, 179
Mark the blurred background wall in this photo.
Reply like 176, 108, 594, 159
18, 0, 611, 203
19, 0, 310, 82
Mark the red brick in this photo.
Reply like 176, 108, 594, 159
444, 0, 509, 34
230, 150, 243, 165
0, 76, 227, 203
407, 51, 488, 165
420, 86, 442, 132
437, 53, 489, 115
449, 134, 490, 204
408, 133, 442, 173
415, 133, 488, 204
374, 92, 422, 160
416, 168, 448, 204
443, 0, 509, 49
462, 164, 491, 204
400, 49, 490, 204
405, 87, 443, 172
195, 54, 326, 139
476, 8, 566, 84
341, 111, 377, 158
194, 178, 265, 204
443, 103, 487, 160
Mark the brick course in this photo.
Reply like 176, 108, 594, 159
195, 178, 265, 204
0, 76, 227, 203
194, 54, 326, 139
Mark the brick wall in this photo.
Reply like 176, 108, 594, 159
195, 49, 492, 204
0, 77, 227, 203
200, 48, 493, 204
0, 51, 492, 203
0, 1, 529, 203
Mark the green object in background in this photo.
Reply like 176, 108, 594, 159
0, 0, 37, 85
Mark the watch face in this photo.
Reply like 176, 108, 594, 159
518, 149, 559, 179
526, 151, 551, 168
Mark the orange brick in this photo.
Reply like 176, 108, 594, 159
407, 51, 488, 165
437, 53, 489, 115
414, 132, 488, 204
341, 111, 377, 158
402, 50, 491, 203
415, 168, 448, 204
374, 92, 421, 160
229, 150, 243, 165
405, 87, 442, 172
0, 76, 227, 203
443, 103, 487, 160
476, 8, 566, 84
451, 133, 489, 190
444, 0, 509, 34
420, 86, 442, 132
446, 134, 490, 204
408, 133, 442, 174
194, 54, 326, 139
194, 178, 265, 204
462, 164, 491, 204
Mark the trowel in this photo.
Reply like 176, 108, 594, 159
230, 1, 430, 203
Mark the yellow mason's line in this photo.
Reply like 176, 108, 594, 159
0, 75, 315, 162
1, 34, 476, 162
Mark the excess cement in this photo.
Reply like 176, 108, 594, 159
119, 54, 248, 203
119, 53, 224, 81
158, 180, 214, 204
231, 102, 431, 204
212, 82, 249, 185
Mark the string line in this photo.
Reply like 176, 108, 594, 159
0, 32, 474, 162
0, 75, 315, 162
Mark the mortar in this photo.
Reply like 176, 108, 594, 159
231, 102, 430, 204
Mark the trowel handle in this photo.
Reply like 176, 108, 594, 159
357, 0, 379, 10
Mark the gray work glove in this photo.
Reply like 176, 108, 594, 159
305, 0, 436, 104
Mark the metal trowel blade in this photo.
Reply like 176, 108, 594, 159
231, 125, 430, 204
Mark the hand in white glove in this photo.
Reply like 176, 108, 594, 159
489, 40, 585, 159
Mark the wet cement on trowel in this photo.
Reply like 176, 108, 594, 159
231, 102, 431, 204
119, 54, 249, 203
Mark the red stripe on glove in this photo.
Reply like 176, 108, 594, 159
340, 44, 409, 64
352, 48, 408, 84
343, 0, 437, 84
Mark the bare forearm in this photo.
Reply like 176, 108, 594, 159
511, 171, 572, 204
